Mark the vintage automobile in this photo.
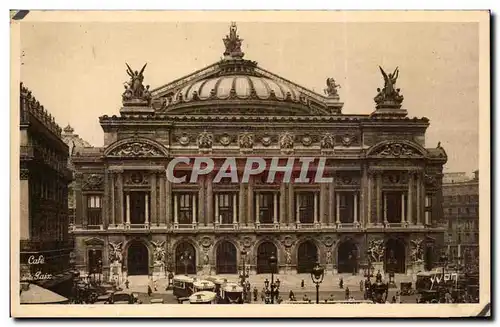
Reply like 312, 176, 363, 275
219, 282, 244, 304
400, 282, 414, 296
193, 280, 216, 293
109, 291, 138, 304
94, 294, 112, 304
204, 276, 228, 298
173, 275, 195, 301
188, 291, 218, 304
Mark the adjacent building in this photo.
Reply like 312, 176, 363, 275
70, 23, 448, 282
19, 83, 74, 296
443, 170, 479, 267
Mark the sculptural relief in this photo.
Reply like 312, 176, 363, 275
239, 132, 254, 149
110, 142, 163, 157
376, 142, 418, 158
219, 133, 232, 146
82, 174, 103, 190
122, 63, 151, 105
368, 240, 385, 263
152, 240, 166, 266
109, 242, 123, 264
374, 66, 404, 105
198, 131, 213, 149
324, 78, 341, 97
279, 132, 294, 150
285, 248, 292, 265
325, 249, 333, 264
321, 133, 335, 149
410, 239, 424, 262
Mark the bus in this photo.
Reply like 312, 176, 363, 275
172, 275, 195, 300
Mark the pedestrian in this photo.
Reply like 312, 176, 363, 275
345, 287, 350, 300
253, 287, 258, 302
261, 287, 266, 302
289, 290, 295, 301
303, 294, 309, 302
125, 279, 130, 289
154, 280, 158, 292
147, 285, 152, 297
391, 296, 396, 303
301, 279, 305, 288
360, 280, 364, 292
328, 293, 335, 301
339, 277, 344, 289
395, 291, 401, 303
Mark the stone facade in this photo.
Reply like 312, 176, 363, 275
70, 24, 447, 282
19, 83, 74, 296
443, 170, 479, 267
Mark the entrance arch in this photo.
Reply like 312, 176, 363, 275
257, 242, 278, 274
216, 241, 237, 274
175, 242, 197, 275
337, 240, 359, 274
127, 241, 149, 275
385, 238, 406, 274
297, 240, 318, 273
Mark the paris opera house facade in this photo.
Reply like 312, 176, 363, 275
70, 24, 447, 281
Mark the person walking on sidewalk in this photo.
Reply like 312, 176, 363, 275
339, 277, 344, 289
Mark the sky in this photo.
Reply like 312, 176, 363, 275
19, 21, 479, 174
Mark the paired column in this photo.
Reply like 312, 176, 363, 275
383, 190, 388, 225
295, 194, 300, 224
279, 183, 286, 225
288, 183, 294, 226
125, 193, 131, 225
367, 172, 372, 226
214, 194, 219, 224
247, 178, 254, 226
273, 193, 278, 224
150, 173, 157, 225
353, 193, 358, 225
159, 173, 165, 226
110, 172, 115, 226
335, 193, 340, 225
377, 173, 383, 225
239, 183, 246, 226
232, 193, 238, 224
328, 179, 334, 226
118, 173, 124, 226
319, 183, 326, 225
407, 172, 414, 225
192, 194, 197, 224
313, 192, 319, 224
416, 172, 422, 225
173, 194, 178, 224
400, 193, 405, 224
207, 174, 213, 226
255, 192, 260, 224
145, 194, 149, 225
198, 176, 206, 226
165, 176, 171, 226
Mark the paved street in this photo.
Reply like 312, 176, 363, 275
118, 273, 417, 304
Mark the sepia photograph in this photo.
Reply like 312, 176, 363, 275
10, 10, 490, 318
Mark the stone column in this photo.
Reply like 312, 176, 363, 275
376, 173, 382, 225
207, 174, 213, 226
247, 178, 254, 226
360, 166, 367, 227
75, 173, 83, 227
192, 195, 197, 224
145, 194, 149, 225
319, 183, 326, 225
255, 191, 260, 224
103, 170, 109, 229
233, 193, 238, 224
198, 176, 206, 226
421, 174, 427, 226
335, 193, 340, 225
354, 193, 358, 225
117, 173, 124, 225
173, 194, 178, 224
165, 177, 171, 226
425, 195, 430, 225
273, 192, 278, 224
110, 172, 115, 226
279, 183, 286, 225
407, 172, 413, 225
314, 192, 318, 224
328, 179, 334, 226
239, 183, 246, 226
416, 172, 421, 225
159, 173, 165, 227
295, 194, 300, 224
215, 194, 219, 224
367, 172, 372, 226
383, 192, 388, 225
400, 193, 405, 224
288, 183, 294, 226
150, 173, 157, 225
125, 193, 130, 225
82, 194, 88, 228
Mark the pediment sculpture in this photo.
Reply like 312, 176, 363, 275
374, 142, 420, 158
324, 78, 341, 97
321, 133, 335, 149
82, 174, 103, 190
108, 141, 165, 157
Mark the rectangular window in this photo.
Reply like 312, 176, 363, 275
258, 192, 275, 223
337, 192, 357, 223
217, 193, 235, 224
178, 193, 194, 224
297, 192, 314, 223
87, 195, 102, 226
385, 192, 407, 224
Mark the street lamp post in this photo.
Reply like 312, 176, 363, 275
180, 250, 192, 276
266, 253, 278, 304
311, 261, 325, 304
97, 259, 102, 284
239, 250, 250, 302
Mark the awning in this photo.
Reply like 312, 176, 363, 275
20, 283, 69, 304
